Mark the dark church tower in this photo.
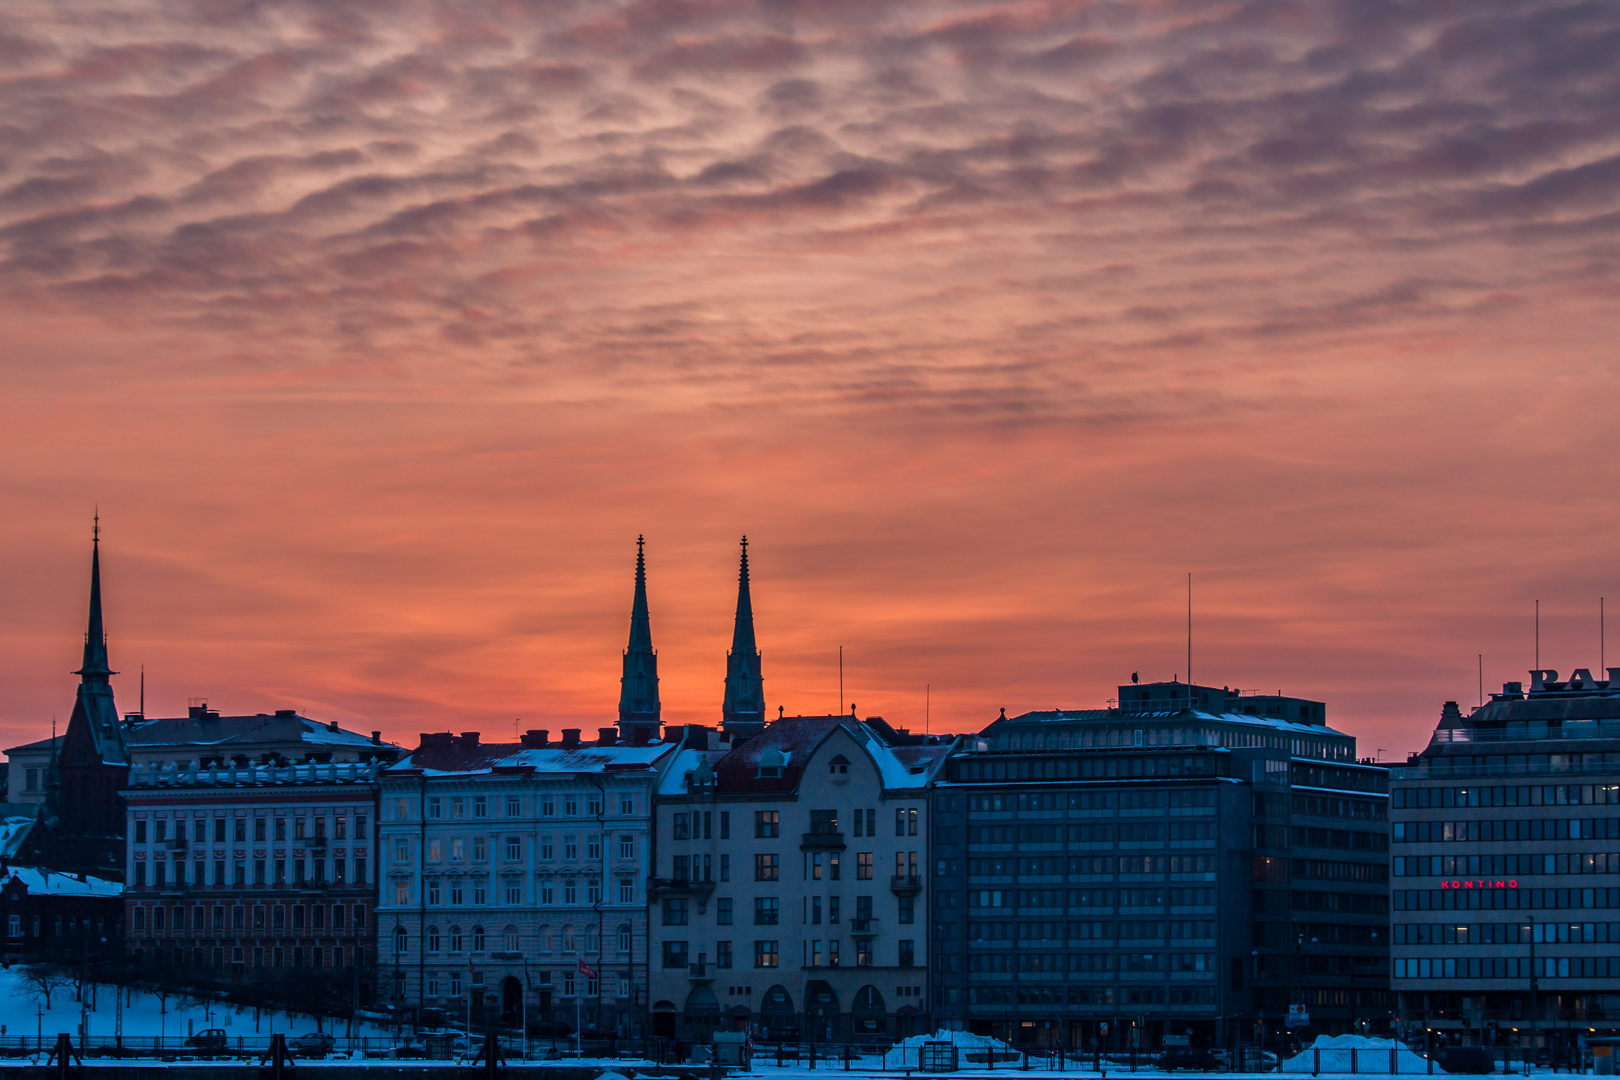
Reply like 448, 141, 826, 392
721, 536, 765, 740
617, 536, 662, 744
48, 521, 131, 879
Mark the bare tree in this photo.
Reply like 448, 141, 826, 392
16, 964, 73, 1011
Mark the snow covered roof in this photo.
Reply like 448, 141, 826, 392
0, 815, 35, 860
388, 739, 675, 779
8, 711, 397, 756
0, 866, 122, 898
700, 715, 950, 796
1002, 706, 1352, 740
126, 760, 383, 790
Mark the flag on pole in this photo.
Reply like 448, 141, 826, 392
577, 958, 597, 979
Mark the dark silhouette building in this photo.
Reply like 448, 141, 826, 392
38, 527, 131, 880
721, 536, 765, 740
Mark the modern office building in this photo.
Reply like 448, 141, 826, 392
648, 715, 952, 1043
1391, 668, 1620, 1056
121, 759, 382, 999
931, 679, 1390, 1052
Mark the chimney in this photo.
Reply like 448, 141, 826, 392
561, 729, 581, 748
628, 726, 650, 747
1439, 702, 1463, 727
275, 709, 297, 718
328, 721, 340, 733
420, 732, 455, 749
520, 729, 550, 749
598, 728, 618, 746
459, 731, 481, 748
371, 731, 382, 745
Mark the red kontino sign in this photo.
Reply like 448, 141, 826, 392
1440, 879, 1518, 890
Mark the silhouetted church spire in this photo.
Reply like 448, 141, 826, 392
75, 515, 114, 685
617, 536, 661, 742
722, 536, 765, 739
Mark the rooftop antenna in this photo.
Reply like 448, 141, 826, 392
140, 664, 145, 718
839, 645, 843, 717
1186, 572, 1193, 711
926, 684, 930, 735
1602, 597, 1606, 676
1536, 599, 1540, 671
1478, 654, 1483, 710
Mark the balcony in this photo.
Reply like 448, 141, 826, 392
167, 837, 188, 851
650, 877, 715, 899
851, 918, 878, 936
800, 831, 846, 851
890, 874, 922, 895
688, 962, 713, 982
305, 835, 328, 849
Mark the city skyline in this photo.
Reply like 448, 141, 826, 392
3, 0, 1618, 755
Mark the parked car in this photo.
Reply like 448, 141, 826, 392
185, 1029, 228, 1053
289, 1032, 335, 1057
1158, 1047, 1221, 1071
580, 1025, 619, 1040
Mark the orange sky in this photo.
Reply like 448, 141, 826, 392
3, 0, 1619, 760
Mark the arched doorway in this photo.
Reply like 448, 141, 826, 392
852, 985, 887, 1041
501, 976, 522, 1026
651, 1001, 677, 1039
684, 986, 721, 1040
726, 1004, 752, 1033
760, 985, 796, 1040
806, 981, 840, 1041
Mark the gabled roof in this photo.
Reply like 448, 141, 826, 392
0, 866, 122, 898
7, 712, 394, 757
705, 715, 951, 796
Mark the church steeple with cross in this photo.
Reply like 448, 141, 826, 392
617, 536, 662, 743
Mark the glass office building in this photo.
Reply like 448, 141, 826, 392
1392, 669, 1620, 1058
931, 680, 1390, 1053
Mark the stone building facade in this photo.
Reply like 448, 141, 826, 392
648, 715, 951, 1043
378, 729, 675, 1036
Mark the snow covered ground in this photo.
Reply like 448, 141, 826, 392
0, 965, 390, 1051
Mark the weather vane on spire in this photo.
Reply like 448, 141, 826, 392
93, 508, 100, 545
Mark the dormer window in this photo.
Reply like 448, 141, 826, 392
829, 756, 850, 775
756, 749, 786, 779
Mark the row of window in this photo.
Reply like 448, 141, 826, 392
1394, 887, 1620, 911
949, 755, 1220, 785
131, 902, 364, 933
657, 939, 917, 969
949, 886, 1214, 909
963, 791, 1217, 814
1394, 921, 1620, 945
421, 970, 625, 999
133, 814, 366, 844
392, 875, 635, 907
1395, 818, 1620, 842
402, 833, 634, 864
966, 920, 1216, 943
1395, 956, 1620, 980
1395, 853, 1620, 877
672, 808, 920, 840
1250, 858, 1387, 884
966, 986, 1216, 1007
392, 924, 634, 955
130, 944, 360, 970
132, 857, 365, 888
4, 914, 109, 938
397, 794, 636, 820
1392, 783, 1618, 809
968, 951, 1214, 973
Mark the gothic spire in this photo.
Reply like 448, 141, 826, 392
75, 513, 114, 684
617, 536, 661, 741
722, 535, 765, 739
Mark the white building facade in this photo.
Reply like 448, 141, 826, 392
378, 728, 676, 1036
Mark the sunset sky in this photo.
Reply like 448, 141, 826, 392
2, 0, 1618, 759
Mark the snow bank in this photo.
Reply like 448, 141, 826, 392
896, 1030, 1011, 1051
1282, 1035, 1430, 1073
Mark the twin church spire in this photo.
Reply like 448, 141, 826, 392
615, 535, 764, 743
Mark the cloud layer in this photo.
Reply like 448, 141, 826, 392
1, 0, 1618, 754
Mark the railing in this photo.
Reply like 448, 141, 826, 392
1429, 721, 1620, 745
688, 961, 711, 979
850, 918, 877, 935
889, 874, 921, 893
800, 831, 846, 850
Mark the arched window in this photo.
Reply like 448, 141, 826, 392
427, 926, 440, 953
472, 926, 485, 952
829, 755, 849, 775
394, 926, 408, 954
617, 925, 632, 953
504, 926, 520, 952
563, 926, 575, 953
539, 926, 552, 953
449, 926, 463, 952
584, 927, 598, 953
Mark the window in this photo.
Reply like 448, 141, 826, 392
473, 837, 486, 861
857, 852, 873, 880
662, 941, 688, 969
755, 811, 779, 838
720, 812, 730, 839
673, 814, 689, 840
663, 898, 690, 926
810, 810, 839, 834
473, 796, 487, 819
587, 877, 602, 904
254, 819, 266, 842
620, 796, 635, 815
564, 836, 577, 860
541, 798, 554, 817
588, 836, 601, 860
717, 940, 733, 968
540, 881, 554, 904
394, 927, 407, 954
451, 797, 465, 819
196, 819, 208, 842
394, 839, 410, 864
428, 839, 442, 862
428, 879, 441, 905
473, 926, 485, 951
473, 882, 486, 904
720, 855, 730, 881
214, 819, 226, 843
274, 818, 286, 842
754, 940, 779, 968
428, 797, 442, 819
898, 894, 915, 924
617, 925, 632, 953
829, 755, 849, 774
506, 796, 521, 817
754, 898, 779, 925
505, 882, 522, 904
540, 836, 554, 860
618, 876, 634, 904
564, 796, 578, 816
506, 927, 520, 951
451, 838, 464, 861
450, 926, 463, 952
899, 939, 915, 966
856, 939, 873, 966
563, 879, 577, 904
619, 834, 634, 859
588, 796, 603, 816
234, 819, 246, 843
895, 807, 918, 836
427, 926, 440, 952
395, 798, 410, 821
394, 882, 409, 906
755, 854, 779, 881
